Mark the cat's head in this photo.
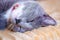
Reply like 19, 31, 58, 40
4, 1, 56, 32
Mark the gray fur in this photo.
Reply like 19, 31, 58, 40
0, 1, 56, 32
8, 1, 56, 32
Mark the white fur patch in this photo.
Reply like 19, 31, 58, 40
4, 3, 25, 20
11, 4, 25, 19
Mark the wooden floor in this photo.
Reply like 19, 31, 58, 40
0, 0, 60, 40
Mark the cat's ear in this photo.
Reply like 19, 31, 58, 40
41, 14, 56, 26
12, 3, 19, 11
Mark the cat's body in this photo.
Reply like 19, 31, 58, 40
0, 1, 56, 32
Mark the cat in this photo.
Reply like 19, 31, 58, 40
0, 1, 56, 32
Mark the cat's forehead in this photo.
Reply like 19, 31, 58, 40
15, 1, 39, 7
11, 1, 39, 13
11, 1, 45, 16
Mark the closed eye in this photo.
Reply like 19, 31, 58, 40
27, 20, 34, 23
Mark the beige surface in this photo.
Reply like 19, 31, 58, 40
0, 0, 60, 40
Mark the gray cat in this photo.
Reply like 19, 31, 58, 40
0, 1, 56, 32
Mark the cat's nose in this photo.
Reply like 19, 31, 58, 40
15, 19, 21, 24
